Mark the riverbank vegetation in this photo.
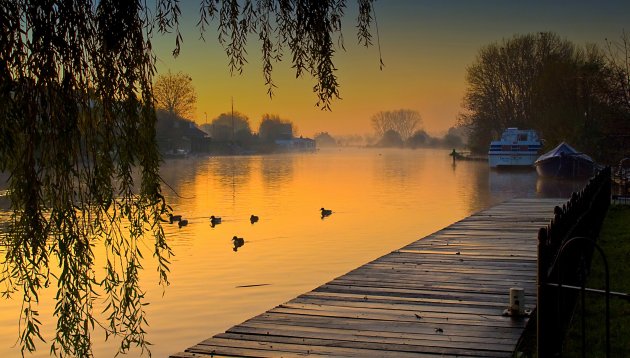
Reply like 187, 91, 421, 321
459, 32, 630, 164
562, 204, 630, 357
517, 205, 630, 357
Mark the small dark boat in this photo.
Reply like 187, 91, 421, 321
534, 142, 594, 179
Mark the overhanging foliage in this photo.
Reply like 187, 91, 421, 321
0, 0, 377, 356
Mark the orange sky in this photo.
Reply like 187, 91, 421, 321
152, 1, 630, 138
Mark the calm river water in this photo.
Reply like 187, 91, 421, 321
0, 147, 588, 357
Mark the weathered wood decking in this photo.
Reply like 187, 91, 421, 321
171, 198, 563, 358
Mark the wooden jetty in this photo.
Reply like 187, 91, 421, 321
171, 198, 563, 358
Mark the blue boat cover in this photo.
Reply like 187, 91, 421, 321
535, 142, 594, 164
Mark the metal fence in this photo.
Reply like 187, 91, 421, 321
537, 167, 611, 357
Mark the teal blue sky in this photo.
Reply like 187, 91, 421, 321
152, 1, 630, 136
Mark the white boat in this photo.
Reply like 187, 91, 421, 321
488, 128, 542, 168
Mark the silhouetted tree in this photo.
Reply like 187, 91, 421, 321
460, 32, 626, 158
314, 132, 337, 146
337, 134, 366, 146
377, 129, 404, 147
259, 114, 294, 143
406, 129, 430, 148
606, 32, 630, 113
0, 1, 378, 356
204, 111, 252, 141
442, 132, 464, 149
371, 109, 422, 140
603, 32, 630, 161
153, 70, 197, 118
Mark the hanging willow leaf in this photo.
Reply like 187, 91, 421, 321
0, 0, 378, 356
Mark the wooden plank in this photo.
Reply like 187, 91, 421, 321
169, 352, 214, 358
299, 291, 515, 309
314, 284, 531, 304
171, 198, 564, 358
241, 312, 525, 339
192, 336, 488, 357
228, 322, 519, 347
214, 332, 511, 357
359, 263, 538, 278
330, 277, 537, 290
273, 302, 527, 327
325, 279, 535, 297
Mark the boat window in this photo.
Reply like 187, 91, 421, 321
517, 134, 528, 141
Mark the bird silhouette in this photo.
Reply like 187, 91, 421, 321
250, 215, 259, 224
178, 219, 188, 228
168, 214, 182, 224
320, 208, 332, 218
232, 236, 245, 251
210, 215, 222, 227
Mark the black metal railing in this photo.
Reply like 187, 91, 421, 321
537, 167, 611, 357
612, 157, 629, 204
549, 237, 610, 358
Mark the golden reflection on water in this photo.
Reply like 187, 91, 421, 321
0, 148, 586, 357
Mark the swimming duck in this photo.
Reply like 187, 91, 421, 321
250, 215, 259, 224
232, 236, 245, 251
168, 214, 182, 224
320, 208, 332, 217
178, 219, 188, 228
210, 215, 222, 227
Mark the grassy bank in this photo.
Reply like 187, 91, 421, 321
516, 205, 630, 357
562, 204, 630, 357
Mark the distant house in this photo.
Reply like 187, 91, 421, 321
181, 122, 211, 153
156, 112, 211, 155
274, 137, 316, 152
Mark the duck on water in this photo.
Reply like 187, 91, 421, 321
210, 215, 222, 227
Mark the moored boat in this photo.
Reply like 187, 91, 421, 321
488, 128, 542, 168
534, 142, 594, 179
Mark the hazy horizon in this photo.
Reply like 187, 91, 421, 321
152, 1, 630, 138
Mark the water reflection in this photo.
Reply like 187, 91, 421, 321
487, 168, 588, 199
0, 147, 595, 358
488, 169, 539, 198
536, 176, 589, 198
261, 155, 295, 189
159, 158, 205, 206
373, 149, 417, 185
208, 156, 253, 192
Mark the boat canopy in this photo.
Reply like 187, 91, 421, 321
535, 142, 594, 164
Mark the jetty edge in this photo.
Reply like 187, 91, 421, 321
171, 197, 564, 357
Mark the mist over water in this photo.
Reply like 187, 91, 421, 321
0, 147, 588, 357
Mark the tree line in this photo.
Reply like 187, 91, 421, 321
459, 32, 630, 163
203, 112, 297, 151
368, 109, 465, 149
156, 109, 300, 154
151, 70, 302, 154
